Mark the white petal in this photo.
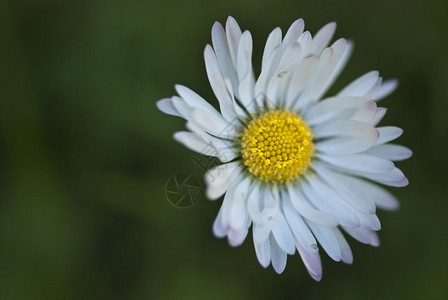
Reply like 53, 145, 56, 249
314, 38, 348, 99
237, 31, 255, 105
253, 190, 279, 244
343, 177, 400, 211
324, 39, 353, 93
227, 227, 249, 247
270, 235, 288, 274
353, 167, 409, 187
282, 195, 318, 253
367, 79, 398, 101
369, 107, 387, 126
343, 226, 379, 246
253, 231, 271, 268
342, 226, 369, 244
331, 38, 349, 65
306, 221, 341, 261
278, 42, 302, 71
296, 241, 322, 281
236, 31, 252, 80
305, 96, 372, 127
272, 210, 296, 255
301, 179, 360, 228
171, 96, 192, 120
211, 21, 239, 97
333, 228, 353, 264
285, 55, 319, 108
247, 185, 263, 225
255, 46, 280, 97
338, 71, 379, 97
175, 84, 222, 118
212, 173, 245, 240
191, 107, 235, 138
156, 98, 180, 117
351, 99, 377, 123
217, 175, 241, 226
173, 131, 218, 156
313, 162, 376, 214
369, 231, 380, 247
266, 67, 290, 107
204, 45, 237, 121
317, 153, 395, 174
223, 78, 247, 118
287, 185, 339, 227
310, 175, 373, 227
263, 186, 278, 207
308, 175, 368, 223
294, 48, 336, 109
315, 122, 379, 155
297, 31, 312, 56
253, 206, 278, 243
266, 51, 308, 107
221, 177, 250, 231
212, 206, 227, 238
282, 18, 305, 48
262, 27, 282, 70
364, 144, 413, 161
257, 21, 304, 100
367, 76, 383, 100
204, 162, 239, 200
313, 119, 379, 141
185, 122, 236, 162
375, 126, 404, 145
316, 136, 376, 155
225, 16, 243, 68
359, 213, 381, 231
310, 22, 336, 55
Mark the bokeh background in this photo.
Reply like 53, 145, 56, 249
1, 0, 448, 299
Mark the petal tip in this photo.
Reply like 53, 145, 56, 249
226, 15, 238, 27
342, 255, 354, 265
310, 272, 323, 282
328, 21, 337, 29
273, 265, 286, 274
401, 176, 410, 186
155, 98, 166, 110
204, 44, 213, 54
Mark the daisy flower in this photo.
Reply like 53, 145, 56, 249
157, 16, 411, 280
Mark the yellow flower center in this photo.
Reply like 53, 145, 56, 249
240, 110, 314, 183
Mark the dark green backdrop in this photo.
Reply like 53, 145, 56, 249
1, 0, 447, 299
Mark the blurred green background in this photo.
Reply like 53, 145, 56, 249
1, 0, 447, 299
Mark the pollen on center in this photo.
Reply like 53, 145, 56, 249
240, 110, 314, 183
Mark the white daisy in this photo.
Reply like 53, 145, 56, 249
157, 16, 411, 280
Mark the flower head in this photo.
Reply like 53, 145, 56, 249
157, 16, 411, 280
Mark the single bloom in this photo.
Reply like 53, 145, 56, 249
157, 16, 411, 280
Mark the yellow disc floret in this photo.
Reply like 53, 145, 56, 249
240, 110, 314, 183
